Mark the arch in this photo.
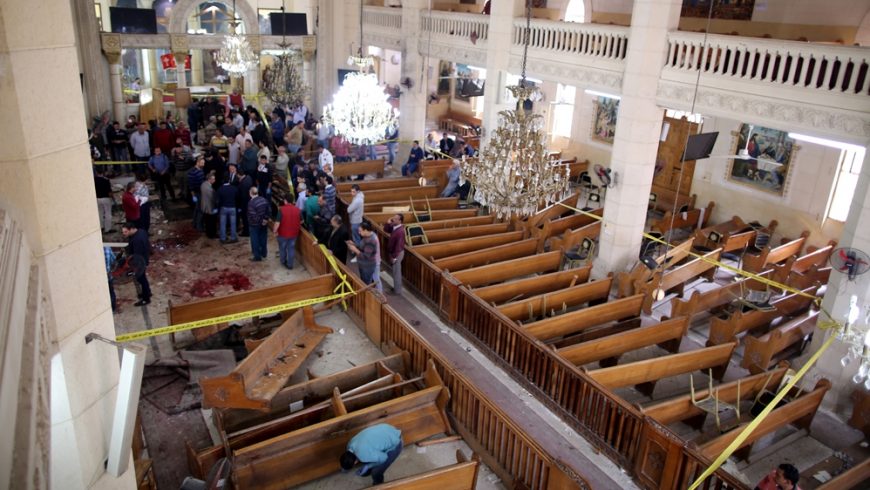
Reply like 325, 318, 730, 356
856, 7, 870, 46
562, 0, 591, 23
168, 0, 258, 36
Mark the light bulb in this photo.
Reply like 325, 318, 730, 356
853, 372, 865, 384
864, 329, 870, 349
859, 361, 869, 378
841, 355, 852, 367
864, 377, 870, 391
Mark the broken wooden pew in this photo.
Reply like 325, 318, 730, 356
351, 185, 440, 204
742, 310, 819, 374
200, 307, 333, 410
414, 215, 494, 230
230, 360, 452, 490
523, 294, 644, 342
693, 217, 777, 254
649, 188, 696, 215
641, 364, 790, 429
524, 191, 581, 230
531, 208, 602, 244
817, 456, 870, 490
167, 274, 335, 345
366, 208, 480, 225
473, 267, 591, 305
742, 231, 810, 273
497, 277, 612, 323
586, 342, 737, 396
558, 316, 689, 368
369, 450, 480, 489
669, 269, 779, 320
698, 378, 831, 461
634, 247, 722, 314
707, 285, 819, 346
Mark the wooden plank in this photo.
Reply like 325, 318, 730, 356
636, 248, 721, 314
332, 159, 385, 179
549, 221, 601, 252
370, 451, 480, 489
743, 231, 810, 273
363, 197, 459, 213
337, 177, 418, 192
669, 270, 775, 319
424, 223, 512, 243
558, 317, 689, 366
413, 232, 525, 260
615, 238, 694, 298
526, 191, 581, 229
451, 251, 562, 288
535, 209, 603, 241
523, 295, 644, 342
414, 215, 494, 230
498, 277, 612, 322
434, 239, 539, 272
700, 379, 831, 459
742, 310, 818, 374
588, 343, 737, 389
366, 208, 480, 225
641, 365, 789, 425
347, 185, 440, 204
707, 285, 818, 346
474, 267, 591, 304
817, 457, 870, 490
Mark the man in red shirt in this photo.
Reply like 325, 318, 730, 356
122, 181, 141, 225
383, 213, 406, 294
755, 463, 800, 490
273, 194, 302, 269
153, 120, 175, 156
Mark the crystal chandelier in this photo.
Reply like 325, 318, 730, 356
214, 0, 258, 77
262, 3, 308, 107
461, 2, 570, 218
321, 0, 398, 145
837, 295, 870, 388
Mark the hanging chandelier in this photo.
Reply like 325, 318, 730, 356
263, 3, 308, 107
322, 0, 398, 145
461, 2, 570, 218
214, 0, 258, 77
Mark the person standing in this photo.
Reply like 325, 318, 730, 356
107, 121, 130, 174
122, 181, 140, 225
240, 139, 259, 178
275, 145, 290, 180
385, 127, 398, 166
256, 154, 273, 197
331, 134, 351, 162
147, 147, 175, 204
171, 137, 192, 201
94, 167, 114, 234
274, 195, 302, 269
384, 214, 405, 294
103, 246, 117, 313
133, 173, 151, 232
122, 221, 151, 307
319, 175, 336, 219
153, 121, 174, 156
346, 184, 365, 245
247, 187, 270, 262
237, 168, 254, 237
200, 172, 218, 239
324, 215, 350, 264
339, 424, 403, 485
217, 178, 239, 243
318, 143, 334, 177
295, 182, 308, 210
347, 221, 380, 288
129, 123, 151, 163
187, 156, 206, 230
285, 121, 304, 155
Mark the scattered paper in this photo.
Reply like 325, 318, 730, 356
289, 400, 304, 413
813, 471, 832, 483
338, 328, 346, 335
415, 445, 426, 454
163, 261, 175, 266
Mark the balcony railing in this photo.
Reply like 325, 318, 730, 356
665, 32, 870, 96
514, 18, 629, 61
421, 10, 489, 43
362, 6, 402, 31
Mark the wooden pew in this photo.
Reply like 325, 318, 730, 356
423, 223, 511, 243
449, 251, 562, 288
649, 188, 696, 214
372, 450, 480, 489
474, 267, 591, 305
817, 457, 870, 490
533, 209, 602, 252
190, 353, 409, 477
420, 159, 454, 192
433, 238, 539, 272
337, 177, 418, 193
332, 159, 385, 179
642, 364, 789, 427
566, 159, 589, 181
415, 215, 494, 230
558, 316, 689, 367
635, 248, 722, 314
742, 231, 810, 273
549, 221, 601, 252
231, 360, 452, 490
344, 185, 439, 204
699, 379, 831, 460
615, 238, 695, 298
787, 264, 832, 291
773, 240, 837, 277
498, 277, 612, 322
523, 295, 644, 342
669, 269, 782, 320
707, 285, 819, 346
525, 191, 581, 230
363, 197, 459, 213
742, 310, 819, 374
413, 231, 525, 260
366, 208, 480, 225
167, 274, 335, 344
649, 201, 715, 235
693, 217, 777, 253
588, 343, 737, 395
200, 307, 333, 410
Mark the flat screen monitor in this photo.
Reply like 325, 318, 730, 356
109, 7, 158, 34
682, 132, 719, 161
270, 13, 308, 36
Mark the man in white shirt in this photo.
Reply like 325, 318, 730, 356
318, 143, 334, 176
292, 104, 308, 125
232, 109, 244, 130
234, 126, 253, 148
129, 123, 151, 162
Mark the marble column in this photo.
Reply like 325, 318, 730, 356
591, 0, 682, 279
173, 52, 189, 121
807, 149, 870, 414
315, 0, 338, 116
395, 0, 429, 164
480, 0, 525, 147
72, 0, 112, 120
146, 49, 159, 89
191, 49, 204, 86
0, 1, 134, 489
105, 51, 126, 123
302, 35, 317, 109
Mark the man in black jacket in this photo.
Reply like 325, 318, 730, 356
237, 168, 254, 237
122, 221, 151, 306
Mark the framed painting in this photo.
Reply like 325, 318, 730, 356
591, 96, 619, 144
726, 123, 799, 197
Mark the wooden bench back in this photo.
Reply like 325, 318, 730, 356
372, 450, 480, 489
451, 251, 562, 288
669, 269, 776, 319
743, 231, 810, 273
413, 231, 525, 260
346, 185, 439, 204
525, 191, 581, 229
332, 159, 385, 179
558, 316, 689, 367
742, 310, 819, 374
649, 201, 715, 235
366, 208, 479, 225
523, 294, 644, 341
415, 215, 494, 230
434, 238, 539, 273
474, 267, 591, 304
424, 223, 511, 243
337, 177, 417, 193
615, 237, 694, 298
637, 248, 721, 314
363, 197, 459, 213
707, 285, 818, 345
817, 457, 870, 490
498, 277, 612, 322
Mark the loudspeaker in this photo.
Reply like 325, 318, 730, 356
270, 13, 308, 35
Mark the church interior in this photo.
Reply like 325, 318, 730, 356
3, 0, 870, 489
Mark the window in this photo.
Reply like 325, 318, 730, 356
564, 0, 585, 23
551, 83, 576, 138
827, 147, 866, 222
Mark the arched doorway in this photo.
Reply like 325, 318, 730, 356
168, 0, 258, 35
563, 0, 590, 23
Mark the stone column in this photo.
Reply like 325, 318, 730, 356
243, 36, 262, 104
314, 0, 337, 116
73, 0, 112, 121
302, 35, 317, 109
191, 49, 204, 85
146, 48, 159, 88
396, 0, 430, 164
102, 34, 126, 123
592, 0, 682, 278
0, 1, 134, 489
808, 149, 870, 414
480, 0, 525, 147
173, 52, 188, 88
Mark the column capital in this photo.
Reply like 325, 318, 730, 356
247, 35, 262, 54
101, 33, 121, 56
170, 34, 190, 54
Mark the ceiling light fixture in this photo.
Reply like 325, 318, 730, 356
214, 0, 258, 77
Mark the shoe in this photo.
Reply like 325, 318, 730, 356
134, 299, 151, 307
250, 257, 262, 262
350, 257, 357, 263
228, 239, 239, 244
240, 233, 250, 237
220, 239, 227, 244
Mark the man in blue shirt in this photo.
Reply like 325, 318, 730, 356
401, 140, 424, 177
339, 423, 403, 485
148, 146, 175, 203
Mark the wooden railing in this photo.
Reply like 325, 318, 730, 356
421, 10, 490, 43
515, 18, 629, 61
665, 31, 870, 96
